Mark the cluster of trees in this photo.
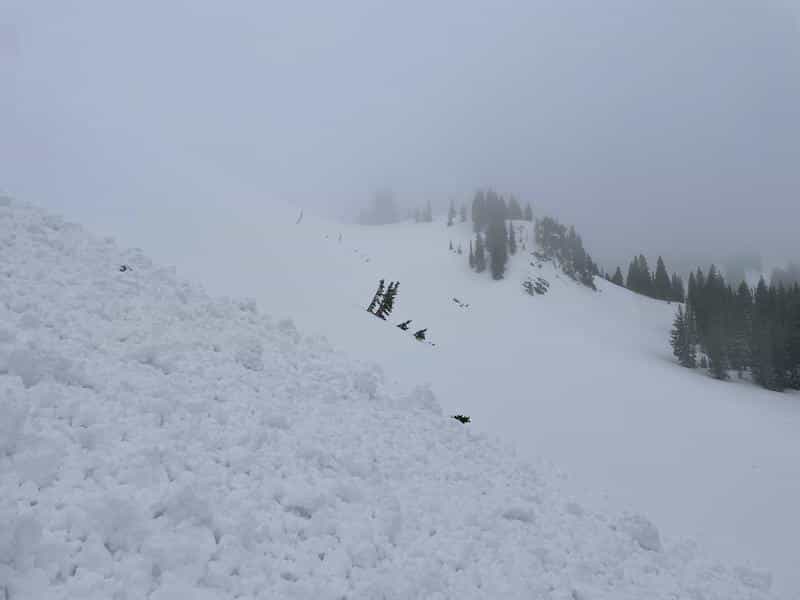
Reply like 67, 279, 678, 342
447, 200, 468, 226
467, 189, 524, 280
669, 267, 800, 390
534, 216, 597, 289
771, 262, 800, 288
471, 190, 532, 231
358, 189, 400, 225
413, 201, 434, 223
366, 280, 430, 341
366, 279, 399, 320
611, 255, 685, 302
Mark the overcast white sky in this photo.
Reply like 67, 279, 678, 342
2, 1, 799, 271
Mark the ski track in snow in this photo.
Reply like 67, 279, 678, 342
0, 197, 781, 599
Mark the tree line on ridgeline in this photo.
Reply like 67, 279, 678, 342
534, 216, 599, 289
669, 267, 800, 391
466, 189, 532, 280
606, 255, 685, 303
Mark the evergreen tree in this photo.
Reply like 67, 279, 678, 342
358, 189, 399, 225
375, 281, 399, 320
611, 266, 625, 286
670, 305, 697, 368
534, 215, 595, 289
474, 234, 487, 273
523, 203, 533, 221
459, 204, 467, 222
751, 277, 775, 389
472, 189, 486, 232
653, 256, 671, 300
638, 255, 654, 297
447, 199, 456, 226
728, 281, 752, 377
498, 194, 509, 220
508, 195, 523, 220
669, 265, 800, 391
507, 221, 517, 255
626, 256, 639, 292
787, 291, 800, 388
670, 273, 685, 302
486, 217, 508, 280
366, 279, 385, 314
706, 318, 729, 379
468, 240, 475, 269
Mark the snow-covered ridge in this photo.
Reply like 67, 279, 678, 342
0, 198, 774, 599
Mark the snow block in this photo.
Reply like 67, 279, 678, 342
617, 513, 662, 552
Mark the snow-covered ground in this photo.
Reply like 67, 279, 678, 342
0, 198, 785, 599
96, 196, 800, 599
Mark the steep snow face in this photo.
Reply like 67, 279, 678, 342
106, 198, 800, 598
0, 199, 779, 599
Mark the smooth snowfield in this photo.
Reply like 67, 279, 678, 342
116, 197, 800, 599
0, 198, 780, 599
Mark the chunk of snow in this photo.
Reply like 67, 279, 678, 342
617, 513, 662, 552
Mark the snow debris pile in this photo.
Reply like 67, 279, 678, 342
0, 199, 774, 599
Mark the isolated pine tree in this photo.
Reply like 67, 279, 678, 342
459, 204, 467, 222
611, 266, 625, 286
447, 200, 456, 227
468, 240, 475, 269
397, 320, 412, 330
414, 328, 427, 341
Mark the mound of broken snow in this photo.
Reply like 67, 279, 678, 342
0, 198, 773, 599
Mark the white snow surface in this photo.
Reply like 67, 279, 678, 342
0, 201, 784, 598
114, 196, 800, 598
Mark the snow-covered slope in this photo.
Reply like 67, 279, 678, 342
0, 198, 780, 598
106, 197, 800, 598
